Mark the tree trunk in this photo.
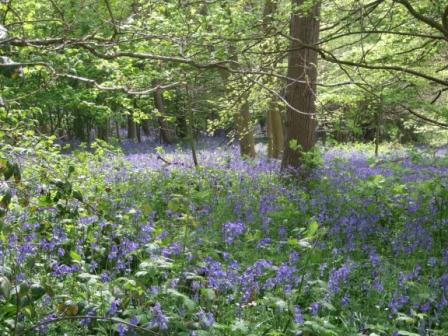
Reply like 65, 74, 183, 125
267, 105, 284, 159
219, 3, 256, 158
136, 123, 142, 143
115, 120, 121, 140
235, 98, 256, 157
185, 82, 199, 167
127, 115, 136, 140
281, 0, 321, 170
153, 82, 174, 144
73, 110, 86, 141
142, 120, 150, 136
97, 119, 110, 141
264, 0, 284, 159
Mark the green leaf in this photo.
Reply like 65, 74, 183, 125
166, 289, 196, 311
69, 250, 81, 262
72, 190, 83, 202
306, 220, 319, 238
30, 284, 46, 301
0, 276, 11, 299
395, 331, 420, 336
1, 190, 12, 209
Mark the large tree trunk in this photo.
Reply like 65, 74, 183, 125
153, 82, 174, 144
281, 0, 321, 170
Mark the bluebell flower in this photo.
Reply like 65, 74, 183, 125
117, 323, 128, 336
293, 305, 304, 325
108, 299, 120, 316
198, 309, 214, 329
328, 263, 350, 295
222, 221, 245, 245
150, 303, 168, 330
310, 302, 319, 316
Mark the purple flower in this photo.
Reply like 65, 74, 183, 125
222, 221, 245, 245
100, 272, 110, 283
51, 263, 79, 278
293, 305, 304, 325
150, 303, 168, 330
197, 309, 214, 329
310, 302, 320, 316
117, 324, 128, 336
388, 294, 409, 315
328, 264, 351, 295
108, 299, 120, 316
341, 294, 349, 307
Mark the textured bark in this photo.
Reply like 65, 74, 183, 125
235, 99, 256, 157
264, 0, 284, 159
267, 105, 284, 158
281, 0, 321, 170
153, 82, 174, 144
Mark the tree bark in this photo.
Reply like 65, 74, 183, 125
220, 3, 256, 158
97, 119, 110, 141
153, 81, 174, 144
264, 0, 284, 159
142, 120, 150, 136
127, 115, 136, 140
235, 98, 256, 157
281, 0, 321, 170
115, 120, 121, 140
267, 104, 284, 158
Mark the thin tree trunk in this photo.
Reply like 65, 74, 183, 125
281, 0, 321, 170
97, 119, 110, 141
127, 115, 136, 140
153, 81, 174, 144
264, 0, 284, 159
185, 82, 199, 167
115, 120, 121, 140
375, 109, 381, 156
220, 3, 255, 158
267, 106, 284, 158
133, 99, 142, 143
136, 124, 141, 143
142, 120, 150, 136
235, 98, 256, 157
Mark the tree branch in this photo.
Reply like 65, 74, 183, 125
60, 74, 181, 96
400, 104, 448, 128
394, 0, 448, 37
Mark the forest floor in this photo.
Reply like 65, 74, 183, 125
1, 139, 448, 335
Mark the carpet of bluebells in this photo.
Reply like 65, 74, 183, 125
0, 137, 447, 336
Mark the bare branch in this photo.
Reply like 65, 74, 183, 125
394, 0, 448, 37
60, 74, 181, 96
